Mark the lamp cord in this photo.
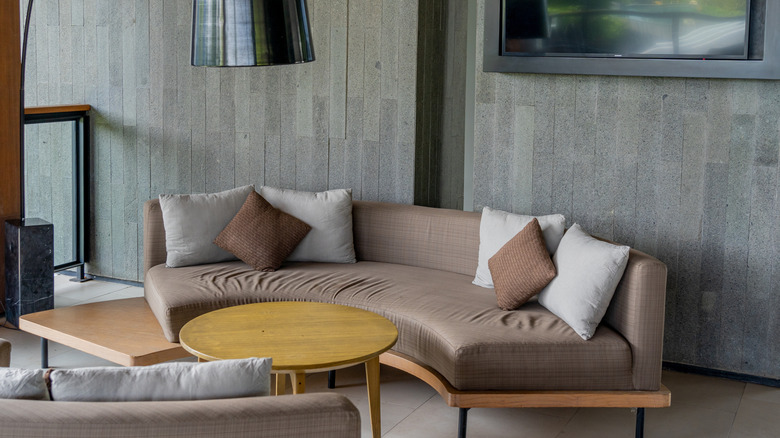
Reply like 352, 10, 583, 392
19, 0, 34, 220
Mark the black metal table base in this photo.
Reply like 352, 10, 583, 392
40, 338, 48, 368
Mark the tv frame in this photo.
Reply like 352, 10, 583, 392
500, 0, 751, 61
483, 0, 780, 79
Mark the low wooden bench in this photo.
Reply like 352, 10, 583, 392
19, 297, 189, 367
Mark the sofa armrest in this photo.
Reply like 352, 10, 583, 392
603, 248, 667, 391
143, 199, 167, 275
0, 338, 10, 367
0, 393, 360, 438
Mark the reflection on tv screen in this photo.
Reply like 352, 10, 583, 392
502, 0, 750, 59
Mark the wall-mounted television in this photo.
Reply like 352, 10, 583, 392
483, 0, 780, 79
502, 0, 750, 60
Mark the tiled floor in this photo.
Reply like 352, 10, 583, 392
1, 273, 778, 438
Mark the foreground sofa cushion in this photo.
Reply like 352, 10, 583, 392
145, 261, 633, 391
49, 357, 271, 402
259, 187, 356, 263
489, 218, 556, 310
473, 207, 566, 288
0, 368, 50, 400
159, 185, 255, 267
0, 393, 361, 438
538, 224, 630, 340
215, 191, 311, 271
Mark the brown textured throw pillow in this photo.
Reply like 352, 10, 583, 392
214, 191, 311, 272
488, 218, 556, 310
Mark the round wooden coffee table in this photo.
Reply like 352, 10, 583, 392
179, 301, 398, 438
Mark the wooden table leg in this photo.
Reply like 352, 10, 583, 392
275, 373, 286, 396
365, 356, 381, 438
292, 372, 306, 394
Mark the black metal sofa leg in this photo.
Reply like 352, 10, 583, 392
458, 408, 470, 438
635, 408, 645, 438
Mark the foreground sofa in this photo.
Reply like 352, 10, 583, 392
144, 199, 670, 438
0, 338, 361, 438
0, 392, 360, 438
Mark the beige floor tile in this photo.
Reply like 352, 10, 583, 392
354, 398, 417, 438
559, 403, 735, 438
729, 398, 780, 438
81, 286, 144, 303
53, 281, 131, 306
663, 370, 746, 413
645, 402, 735, 438
54, 274, 128, 295
0, 326, 45, 368
304, 364, 436, 410
742, 383, 780, 405
47, 348, 120, 369
291, 366, 422, 438
556, 407, 637, 438
386, 395, 568, 438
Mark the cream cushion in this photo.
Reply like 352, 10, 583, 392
259, 187, 356, 263
0, 368, 50, 400
159, 185, 255, 267
473, 207, 566, 288
49, 357, 271, 402
537, 224, 630, 340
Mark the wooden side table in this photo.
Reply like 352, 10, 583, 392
179, 301, 398, 438
19, 297, 189, 367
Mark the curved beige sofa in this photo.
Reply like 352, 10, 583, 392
143, 199, 670, 437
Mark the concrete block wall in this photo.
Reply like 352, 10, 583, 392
24, 123, 74, 266
472, 0, 779, 378
24, 0, 418, 282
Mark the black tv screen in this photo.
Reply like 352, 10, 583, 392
502, 0, 751, 59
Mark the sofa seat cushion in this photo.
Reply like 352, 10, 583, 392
145, 261, 633, 391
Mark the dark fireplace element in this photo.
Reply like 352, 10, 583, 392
4, 218, 54, 328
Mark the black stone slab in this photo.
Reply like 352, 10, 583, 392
4, 218, 54, 328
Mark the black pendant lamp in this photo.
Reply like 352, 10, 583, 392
191, 0, 315, 67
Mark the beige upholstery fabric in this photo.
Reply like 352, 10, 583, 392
603, 248, 667, 390
352, 201, 481, 276
0, 338, 10, 367
146, 261, 633, 391
0, 393, 360, 438
143, 200, 167, 274
146, 199, 483, 277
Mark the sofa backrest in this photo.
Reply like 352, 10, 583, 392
143, 199, 167, 275
143, 199, 482, 277
352, 201, 481, 275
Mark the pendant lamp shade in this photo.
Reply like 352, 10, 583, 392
191, 0, 315, 67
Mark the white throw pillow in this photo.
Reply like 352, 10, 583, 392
537, 223, 630, 340
49, 357, 272, 402
259, 187, 356, 263
159, 185, 255, 267
473, 207, 566, 288
0, 368, 50, 400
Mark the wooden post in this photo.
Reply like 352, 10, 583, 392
0, 2, 22, 305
